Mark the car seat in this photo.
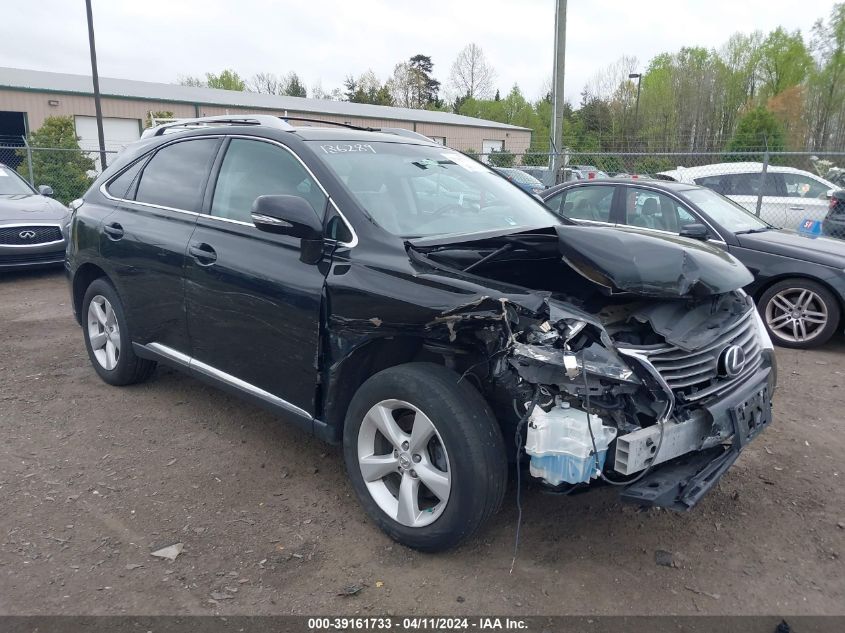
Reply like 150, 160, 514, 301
572, 198, 599, 221
641, 197, 663, 230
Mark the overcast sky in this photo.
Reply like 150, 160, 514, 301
1, 0, 835, 104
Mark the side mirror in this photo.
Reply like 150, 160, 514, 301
679, 223, 709, 240
826, 189, 836, 199
251, 195, 323, 240
38, 185, 54, 197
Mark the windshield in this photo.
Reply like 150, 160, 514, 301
0, 166, 35, 195
684, 187, 770, 232
308, 141, 559, 238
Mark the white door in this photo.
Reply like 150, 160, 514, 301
481, 139, 503, 164
74, 116, 141, 172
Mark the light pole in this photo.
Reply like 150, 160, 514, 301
628, 72, 642, 149
85, 0, 108, 171
550, 0, 567, 184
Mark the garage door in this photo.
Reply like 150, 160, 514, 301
481, 139, 504, 164
75, 116, 141, 171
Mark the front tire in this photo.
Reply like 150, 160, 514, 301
758, 278, 840, 348
82, 278, 156, 385
343, 363, 506, 552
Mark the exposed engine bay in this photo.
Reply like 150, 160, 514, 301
404, 225, 774, 500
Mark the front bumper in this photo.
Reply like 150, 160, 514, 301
0, 247, 66, 270
619, 365, 773, 510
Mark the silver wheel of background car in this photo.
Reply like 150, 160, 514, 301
356, 399, 452, 528
764, 287, 828, 344
87, 295, 121, 370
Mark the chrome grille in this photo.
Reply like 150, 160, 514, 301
632, 309, 763, 402
0, 225, 63, 246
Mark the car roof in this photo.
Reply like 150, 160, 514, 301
141, 116, 439, 147
290, 126, 435, 145
658, 162, 835, 184
542, 178, 699, 198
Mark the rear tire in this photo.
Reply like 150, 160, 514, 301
82, 278, 156, 385
757, 278, 840, 348
343, 362, 506, 552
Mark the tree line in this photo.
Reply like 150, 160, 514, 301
179, 3, 843, 159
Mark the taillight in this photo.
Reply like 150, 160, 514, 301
831, 196, 837, 209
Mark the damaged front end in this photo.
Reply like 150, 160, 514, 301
405, 225, 775, 510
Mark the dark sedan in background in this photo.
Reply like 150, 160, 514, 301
824, 190, 845, 239
541, 179, 845, 348
0, 163, 68, 271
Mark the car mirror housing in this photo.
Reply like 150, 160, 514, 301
678, 223, 709, 240
251, 195, 324, 241
38, 185, 54, 197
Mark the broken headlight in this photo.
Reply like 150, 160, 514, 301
510, 341, 640, 387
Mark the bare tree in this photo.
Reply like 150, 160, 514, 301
388, 62, 416, 108
449, 43, 495, 99
249, 72, 282, 94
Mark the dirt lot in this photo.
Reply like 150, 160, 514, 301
1, 269, 843, 616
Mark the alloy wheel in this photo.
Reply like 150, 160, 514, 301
87, 295, 121, 370
764, 287, 828, 344
356, 399, 451, 528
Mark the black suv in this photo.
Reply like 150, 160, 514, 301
68, 116, 775, 551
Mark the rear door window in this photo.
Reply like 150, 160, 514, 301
106, 159, 146, 200
779, 172, 830, 199
698, 173, 780, 196
553, 185, 615, 222
135, 138, 220, 210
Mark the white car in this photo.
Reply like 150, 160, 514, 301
657, 162, 838, 230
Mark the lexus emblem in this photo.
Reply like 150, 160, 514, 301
19, 230, 36, 239
719, 344, 746, 378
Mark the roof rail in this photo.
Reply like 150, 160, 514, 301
146, 114, 294, 137
379, 128, 435, 143
281, 117, 376, 131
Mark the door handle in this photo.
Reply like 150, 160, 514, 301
103, 222, 124, 240
789, 206, 805, 211
188, 242, 217, 265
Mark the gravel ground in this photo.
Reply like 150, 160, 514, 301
1, 270, 843, 616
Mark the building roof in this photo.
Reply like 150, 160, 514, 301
0, 66, 530, 132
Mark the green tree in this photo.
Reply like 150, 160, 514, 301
344, 71, 394, 105
487, 148, 515, 168
725, 107, 786, 157
633, 156, 674, 174
281, 72, 307, 97
758, 28, 813, 98
17, 116, 95, 204
144, 110, 175, 128
207, 69, 246, 91
807, 3, 845, 149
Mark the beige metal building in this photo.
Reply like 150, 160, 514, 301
0, 67, 531, 159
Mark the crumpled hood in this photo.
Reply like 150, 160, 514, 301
555, 225, 753, 298
0, 194, 69, 223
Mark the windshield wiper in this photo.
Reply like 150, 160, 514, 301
463, 242, 513, 272
734, 227, 771, 235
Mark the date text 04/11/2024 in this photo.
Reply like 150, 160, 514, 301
307, 617, 528, 630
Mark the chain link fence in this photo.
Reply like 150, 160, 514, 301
0, 140, 119, 205
479, 149, 845, 239
2, 133, 843, 240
